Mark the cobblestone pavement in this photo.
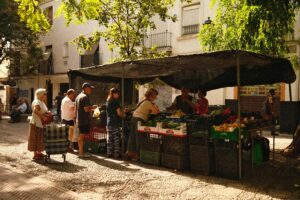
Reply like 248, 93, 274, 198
0, 120, 299, 200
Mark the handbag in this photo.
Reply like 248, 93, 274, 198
42, 112, 54, 125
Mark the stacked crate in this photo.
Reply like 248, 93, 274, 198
84, 127, 107, 154
188, 118, 215, 175
138, 121, 162, 166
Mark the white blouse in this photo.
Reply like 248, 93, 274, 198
30, 99, 48, 128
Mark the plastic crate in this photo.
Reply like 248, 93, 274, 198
159, 122, 187, 137
189, 135, 208, 146
137, 121, 160, 133
138, 132, 162, 152
211, 128, 245, 142
162, 135, 189, 156
214, 140, 243, 179
189, 143, 215, 175
84, 127, 107, 142
140, 150, 161, 166
161, 153, 189, 171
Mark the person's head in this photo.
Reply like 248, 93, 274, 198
144, 88, 159, 101
17, 98, 22, 105
82, 82, 94, 95
198, 88, 207, 98
269, 89, 275, 96
58, 92, 63, 96
35, 88, 47, 101
107, 88, 120, 101
66, 89, 76, 100
181, 87, 190, 97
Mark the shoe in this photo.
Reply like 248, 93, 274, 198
78, 154, 91, 158
67, 147, 74, 153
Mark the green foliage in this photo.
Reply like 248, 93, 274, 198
57, 0, 177, 61
199, 0, 299, 56
15, 0, 50, 33
0, 0, 43, 75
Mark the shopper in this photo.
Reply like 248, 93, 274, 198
168, 87, 194, 114
195, 88, 209, 115
61, 89, 76, 152
75, 82, 96, 158
127, 88, 160, 161
28, 88, 51, 160
9, 98, 28, 123
261, 89, 277, 136
106, 88, 125, 158
54, 92, 64, 120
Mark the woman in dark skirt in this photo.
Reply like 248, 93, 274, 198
126, 88, 160, 161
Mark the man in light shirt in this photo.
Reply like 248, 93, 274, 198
9, 98, 28, 123
61, 89, 76, 152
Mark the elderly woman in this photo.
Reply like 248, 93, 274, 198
28, 88, 50, 160
126, 88, 160, 161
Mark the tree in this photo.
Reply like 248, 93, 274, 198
0, 0, 43, 75
199, 0, 299, 57
17, 0, 178, 61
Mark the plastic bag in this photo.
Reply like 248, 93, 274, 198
93, 107, 100, 118
73, 123, 79, 142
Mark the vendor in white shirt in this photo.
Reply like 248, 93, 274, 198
61, 89, 76, 151
9, 98, 28, 123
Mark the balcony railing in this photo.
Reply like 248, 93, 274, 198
182, 24, 199, 35
143, 31, 172, 49
81, 53, 100, 68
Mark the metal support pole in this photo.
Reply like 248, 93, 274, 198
121, 64, 125, 156
236, 52, 242, 179
289, 83, 292, 102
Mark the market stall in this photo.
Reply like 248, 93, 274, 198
68, 50, 296, 179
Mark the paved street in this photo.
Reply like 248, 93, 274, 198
0, 119, 299, 200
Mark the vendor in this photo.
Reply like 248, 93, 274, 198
127, 88, 160, 161
195, 88, 208, 115
168, 88, 194, 114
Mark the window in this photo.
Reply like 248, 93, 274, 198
63, 42, 69, 57
182, 4, 200, 35
44, 6, 53, 25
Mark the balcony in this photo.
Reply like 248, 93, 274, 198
143, 31, 172, 50
182, 24, 199, 36
39, 52, 53, 75
80, 53, 100, 68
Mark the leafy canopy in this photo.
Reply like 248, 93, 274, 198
199, 0, 299, 57
16, 0, 179, 61
0, 0, 42, 74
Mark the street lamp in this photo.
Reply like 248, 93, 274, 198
202, 17, 212, 51
203, 17, 212, 25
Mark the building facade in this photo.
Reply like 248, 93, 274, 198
10, 0, 300, 110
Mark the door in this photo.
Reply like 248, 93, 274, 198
46, 80, 53, 109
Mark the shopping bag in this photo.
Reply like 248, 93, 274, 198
73, 123, 79, 142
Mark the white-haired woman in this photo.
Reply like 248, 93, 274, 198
28, 88, 50, 160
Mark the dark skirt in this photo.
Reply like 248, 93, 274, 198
28, 124, 45, 152
127, 117, 142, 154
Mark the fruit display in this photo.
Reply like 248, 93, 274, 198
141, 120, 158, 127
213, 121, 245, 132
170, 110, 186, 118
161, 121, 182, 130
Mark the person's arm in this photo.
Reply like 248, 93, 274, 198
150, 103, 160, 115
82, 96, 96, 112
33, 105, 47, 121
116, 107, 125, 118
184, 97, 195, 109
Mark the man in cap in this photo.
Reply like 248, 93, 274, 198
75, 82, 97, 157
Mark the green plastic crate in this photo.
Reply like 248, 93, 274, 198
211, 128, 245, 141
84, 140, 102, 154
252, 142, 264, 165
140, 150, 161, 166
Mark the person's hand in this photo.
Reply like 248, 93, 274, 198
124, 108, 129, 113
92, 105, 98, 110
